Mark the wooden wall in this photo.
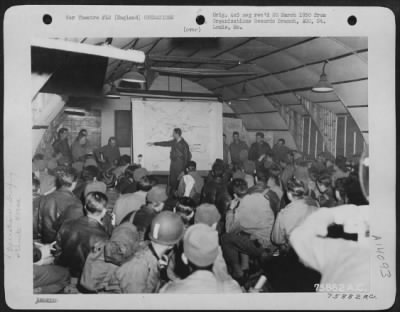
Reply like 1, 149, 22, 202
302, 114, 365, 159
336, 114, 365, 158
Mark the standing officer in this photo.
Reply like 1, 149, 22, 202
148, 128, 192, 197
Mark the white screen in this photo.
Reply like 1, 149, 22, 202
131, 98, 223, 172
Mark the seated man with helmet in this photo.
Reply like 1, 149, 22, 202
79, 222, 142, 293
121, 184, 169, 241
107, 211, 185, 293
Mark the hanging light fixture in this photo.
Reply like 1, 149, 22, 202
116, 70, 147, 90
312, 61, 334, 93
120, 71, 146, 83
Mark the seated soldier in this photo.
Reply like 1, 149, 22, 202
160, 224, 242, 293
271, 177, 319, 252
38, 166, 83, 244
33, 241, 70, 294
116, 164, 141, 194
194, 203, 234, 283
101, 170, 119, 213
205, 159, 231, 185
166, 197, 197, 281
107, 211, 185, 293
177, 161, 204, 204
248, 168, 282, 218
80, 222, 141, 293
113, 155, 131, 180
314, 174, 337, 208
73, 165, 100, 202
54, 192, 110, 280
121, 184, 168, 240
113, 175, 152, 226
242, 160, 256, 188
221, 178, 275, 285
201, 162, 229, 205
32, 153, 57, 195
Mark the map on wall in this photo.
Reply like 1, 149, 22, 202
132, 99, 223, 172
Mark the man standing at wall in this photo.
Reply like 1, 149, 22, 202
147, 128, 192, 197
248, 132, 272, 170
229, 132, 248, 166
272, 138, 290, 163
52, 128, 72, 166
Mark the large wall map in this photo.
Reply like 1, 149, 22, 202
132, 99, 223, 172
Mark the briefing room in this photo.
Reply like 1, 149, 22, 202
31, 37, 369, 294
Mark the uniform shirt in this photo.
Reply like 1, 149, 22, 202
201, 178, 229, 205
98, 144, 121, 166
38, 188, 84, 244
160, 270, 242, 294
154, 138, 191, 163
108, 242, 160, 293
271, 199, 318, 246
177, 171, 204, 199
80, 240, 119, 292
248, 141, 272, 162
226, 193, 275, 249
54, 216, 109, 277
52, 138, 72, 163
113, 190, 147, 225
80, 223, 141, 292
281, 164, 296, 187
229, 140, 248, 165
272, 144, 290, 163
71, 141, 90, 162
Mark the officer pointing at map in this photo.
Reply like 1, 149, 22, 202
147, 128, 192, 197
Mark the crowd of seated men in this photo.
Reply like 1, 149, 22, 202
32, 129, 369, 294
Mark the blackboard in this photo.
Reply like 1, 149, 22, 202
115, 110, 132, 147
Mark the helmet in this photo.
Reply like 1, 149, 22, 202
149, 211, 185, 246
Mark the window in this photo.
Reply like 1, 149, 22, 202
114, 110, 132, 147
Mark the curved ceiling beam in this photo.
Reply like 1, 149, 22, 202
208, 48, 367, 92
224, 77, 368, 100
196, 38, 367, 150
98, 37, 368, 148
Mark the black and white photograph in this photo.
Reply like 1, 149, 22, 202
3, 5, 396, 310
30, 35, 370, 293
